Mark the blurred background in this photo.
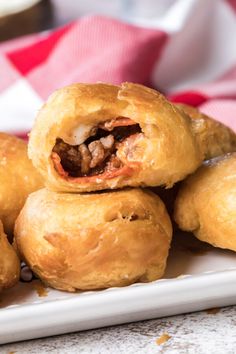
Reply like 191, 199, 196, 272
0, 0, 183, 41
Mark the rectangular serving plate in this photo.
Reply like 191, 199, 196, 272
1, 233, 236, 344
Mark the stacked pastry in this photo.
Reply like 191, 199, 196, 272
0, 133, 43, 293
174, 153, 236, 251
172, 105, 236, 252
12, 82, 236, 292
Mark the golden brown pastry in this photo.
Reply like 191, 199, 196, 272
0, 132, 43, 237
0, 220, 20, 291
176, 103, 236, 159
28, 83, 203, 193
174, 153, 236, 251
15, 188, 172, 291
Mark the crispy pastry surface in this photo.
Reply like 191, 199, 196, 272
174, 153, 236, 251
0, 133, 43, 236
28, 82, 202, 192
176, 103, 236, 160
15, 188, 172, 291
0, 221, 20, 291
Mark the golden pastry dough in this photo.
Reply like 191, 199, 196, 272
0, 132, 43, 237
29, 82, 203, 193
15, 188, 172, 291
176, 103, 236, 159
0, 220, 20, 291
174, 153, 236, 251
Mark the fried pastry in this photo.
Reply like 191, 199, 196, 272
0, 132, 43, 237
14, 188, 172, 291
28, 82, 202, 193
174, 153, 236, 251
0, 221, 20, 291
176, 103, 236, 159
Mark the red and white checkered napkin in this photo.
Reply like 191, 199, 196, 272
0, 0, 236, 136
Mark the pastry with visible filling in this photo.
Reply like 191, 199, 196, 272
174, 153, 236, 251
176, 103, 236, 159
0, 220, 20, 291
28, 82, 203, 193
0, 132, 43, 237
14, 188, 172, 291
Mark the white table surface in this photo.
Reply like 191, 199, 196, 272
1, 305, 236, 354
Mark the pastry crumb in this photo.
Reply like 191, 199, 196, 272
206, 307, 220, 314
32, 280, 48, 297
156, 333, 171, 345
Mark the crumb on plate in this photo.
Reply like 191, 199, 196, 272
156, 333, 171, 345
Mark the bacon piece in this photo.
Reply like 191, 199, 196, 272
78, 144, 91, 174
88, 141, 106, 169
100, 135, 114, 149
88, 135, 115, 169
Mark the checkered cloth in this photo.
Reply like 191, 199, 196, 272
0, 0, 236, 136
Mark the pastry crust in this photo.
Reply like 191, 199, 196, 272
28, 82, 202, 193
0, 220, 20, 292
176, 103, 236, 160
0, 133, 43, 237
174, 153, 236, 251
15, 188, 172, 291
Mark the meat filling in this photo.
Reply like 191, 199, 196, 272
52, 118, 142, 177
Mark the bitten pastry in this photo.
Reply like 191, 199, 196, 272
15, 188, 172, 291
176, 103, 236, 159
0, 132, 43, 237
28, 82, 202, 193
174, 153, 236, 251
0, 221, 20, 291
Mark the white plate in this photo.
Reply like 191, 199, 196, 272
1, 232, 236, 344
